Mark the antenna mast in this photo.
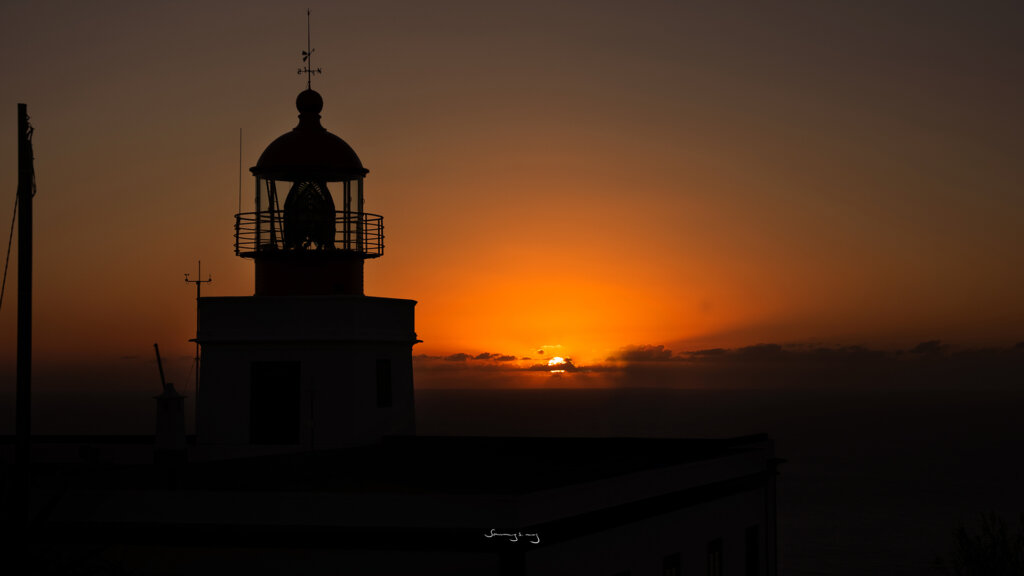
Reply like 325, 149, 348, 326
184, 261, 212, 416
14, 103, 35, 528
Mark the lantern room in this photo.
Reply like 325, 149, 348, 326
235, 88, 382, 296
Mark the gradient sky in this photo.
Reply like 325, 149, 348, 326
1, 1, 1022, 390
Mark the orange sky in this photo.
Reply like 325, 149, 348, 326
1, 1, 1022, 389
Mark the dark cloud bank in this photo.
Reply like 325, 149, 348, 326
415, 341, 1024, 390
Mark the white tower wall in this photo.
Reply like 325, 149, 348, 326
196, 295, 417, 459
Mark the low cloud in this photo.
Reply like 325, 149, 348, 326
605, 340, 1024, 390
689, 348, 727, 357
608, 344, 676, 362
416, 351, 523, 367
471, 352, 516, 361
733, 343, 785, 360
909, 340, 946, 355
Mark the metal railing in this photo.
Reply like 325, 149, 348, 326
235, 210, 383, 257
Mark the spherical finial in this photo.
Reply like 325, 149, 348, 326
296, 89, 324, 116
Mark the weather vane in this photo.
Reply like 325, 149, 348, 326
298, 9, 322, 89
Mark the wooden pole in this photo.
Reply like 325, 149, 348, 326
16, 103, 33, 468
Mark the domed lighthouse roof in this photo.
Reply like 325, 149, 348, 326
252, 89, 368, 182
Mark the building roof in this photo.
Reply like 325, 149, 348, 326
16, 434, 777, 557
22, 434, 773, 495
252, 89, 368, 182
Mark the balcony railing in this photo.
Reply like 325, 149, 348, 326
235, 210, 383, 257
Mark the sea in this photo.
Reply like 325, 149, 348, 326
5, 386, 1024, 575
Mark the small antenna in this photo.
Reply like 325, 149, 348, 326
238, 128, 242, 214
298, 9, 322, 88
153, 343, 169, 393
184, 261, 212, 405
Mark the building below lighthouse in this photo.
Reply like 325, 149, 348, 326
196, 88, 416, 458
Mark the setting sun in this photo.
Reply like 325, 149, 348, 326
547, 357, 567, 374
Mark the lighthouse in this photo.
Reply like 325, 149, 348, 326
195, 87, 417, 457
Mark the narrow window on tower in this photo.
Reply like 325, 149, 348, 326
376, 358, 392, 408
707, 538, 723, 576
746, 524, 760, 576
663, 552, 681, 576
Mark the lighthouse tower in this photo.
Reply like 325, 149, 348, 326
195, 87, 417, 457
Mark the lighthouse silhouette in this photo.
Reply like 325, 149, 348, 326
196, 87, 417, 458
